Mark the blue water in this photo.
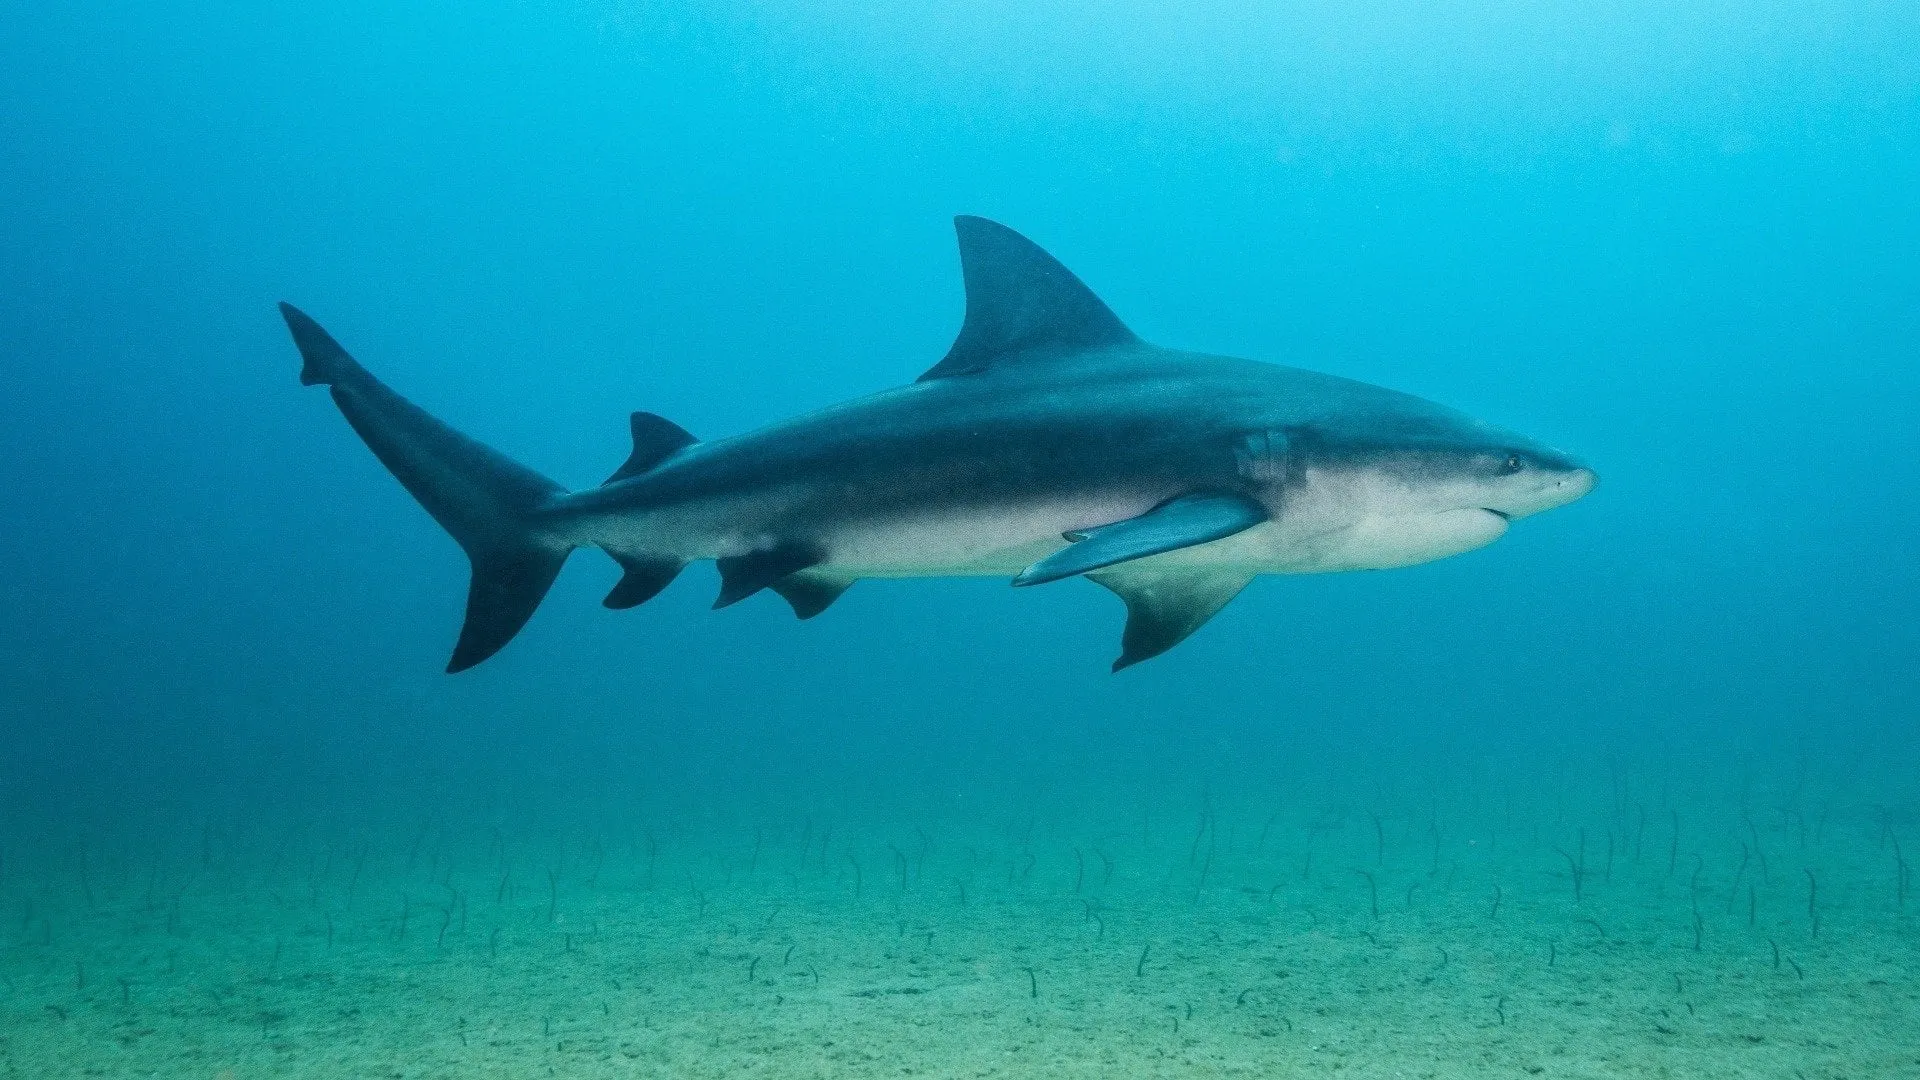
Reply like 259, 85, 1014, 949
2, 2, 1918, 1074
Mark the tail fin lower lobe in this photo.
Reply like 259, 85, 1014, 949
280, 303, 570, 672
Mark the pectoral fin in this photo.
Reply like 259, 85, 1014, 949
1089, 566, 1254, 671
1012, 493, 1267, 587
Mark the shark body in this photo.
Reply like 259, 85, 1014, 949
281, 217, 1595, 672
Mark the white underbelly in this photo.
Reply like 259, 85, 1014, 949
598, 476, 1509, 581
820, 494, 1161, 578
816, 502, 1505, 580
1271, 508, 1509, 573
810, 486, 1513, 581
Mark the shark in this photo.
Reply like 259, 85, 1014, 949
280, 216, 1595, 673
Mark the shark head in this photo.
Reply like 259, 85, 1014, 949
1390, 427, 1598, 524
1297, 394, 1595, 516
1262, 400, 1597, 572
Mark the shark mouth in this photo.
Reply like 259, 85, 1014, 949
1481, 508, 1511, 522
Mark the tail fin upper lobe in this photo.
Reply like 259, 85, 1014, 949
279, 303, 570, 672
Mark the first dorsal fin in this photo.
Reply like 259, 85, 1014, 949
919, 217, 1139, 381
605, 412, 697, 484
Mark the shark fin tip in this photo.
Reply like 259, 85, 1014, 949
278, 302, 357, 387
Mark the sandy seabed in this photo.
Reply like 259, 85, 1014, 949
3, 789, 1916, 1078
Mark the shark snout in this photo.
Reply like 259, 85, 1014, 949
1487, 464, 1596, 520
1530, 465, 1598, 516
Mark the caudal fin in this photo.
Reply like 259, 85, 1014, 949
279, 303, 571, 672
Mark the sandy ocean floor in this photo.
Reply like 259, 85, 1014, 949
3, 783, 1917, 1079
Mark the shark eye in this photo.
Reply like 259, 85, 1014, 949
1502, 453, 1524, 474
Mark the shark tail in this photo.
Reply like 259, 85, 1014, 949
279, 303, 572, 672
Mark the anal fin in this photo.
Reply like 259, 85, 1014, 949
602, 553, 685, 610
1088, 566, 1253, 672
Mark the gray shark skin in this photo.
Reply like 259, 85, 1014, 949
280, 216, 1596, 672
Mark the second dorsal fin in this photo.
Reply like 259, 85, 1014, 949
605, 412, 697, 484
919, 217, 1139, 381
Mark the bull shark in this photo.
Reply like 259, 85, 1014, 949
280, 216, 1595, 672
